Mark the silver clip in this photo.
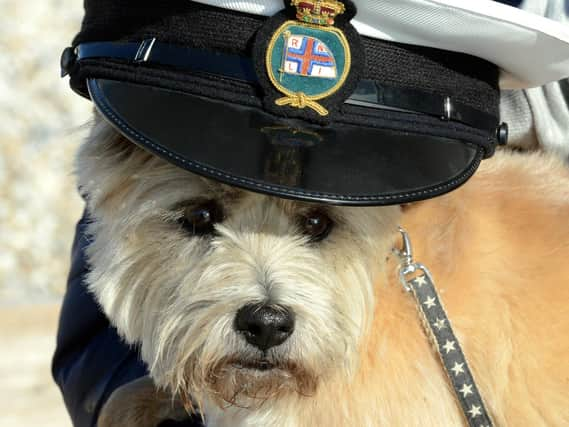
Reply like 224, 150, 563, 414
393, 227, 416, 291
134, 38, 157, 63
392, 227, 433, 292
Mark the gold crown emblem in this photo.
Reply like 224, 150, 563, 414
291, 0, 346, 26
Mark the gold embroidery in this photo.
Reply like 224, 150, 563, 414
291, 0, 346, 26
275, 92, 329, 116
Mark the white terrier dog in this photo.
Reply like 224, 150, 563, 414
80, 117, 569, 427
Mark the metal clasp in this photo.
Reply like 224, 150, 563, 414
134, 38, 157, 63
442, 96, 453, 121
392, 226, 430, 292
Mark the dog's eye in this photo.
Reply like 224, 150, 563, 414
299, 210, 333, 242
181, 200, 224, 236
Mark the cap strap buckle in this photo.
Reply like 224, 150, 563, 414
134, 38, 157, 63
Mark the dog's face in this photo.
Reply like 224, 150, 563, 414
78, 119, 401, 409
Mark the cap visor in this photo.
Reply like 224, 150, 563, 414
88, 78, 483, 206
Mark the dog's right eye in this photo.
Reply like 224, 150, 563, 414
298, 209, 334, 243
180, 200, 224, 236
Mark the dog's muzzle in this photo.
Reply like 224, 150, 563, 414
234, 304, 295, 351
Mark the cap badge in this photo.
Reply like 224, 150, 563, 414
263, 0, 352, 117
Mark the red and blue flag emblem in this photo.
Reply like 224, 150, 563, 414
262, 18, 352, 116
282, 35, 337, 79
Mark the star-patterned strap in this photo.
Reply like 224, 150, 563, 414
395, 228, 494, 427
407, 271, 494, 427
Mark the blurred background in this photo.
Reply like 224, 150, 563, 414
0, 0, 90, 425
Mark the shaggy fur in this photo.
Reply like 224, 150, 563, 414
80, 118, 569, 427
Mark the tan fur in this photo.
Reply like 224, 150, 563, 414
87, 119, 569, 426
244, 151, 569, 427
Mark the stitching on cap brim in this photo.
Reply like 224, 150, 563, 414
87, 78, 484, 207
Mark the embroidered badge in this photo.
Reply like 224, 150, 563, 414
254, 0, 363, 121
266, 0, 349, 116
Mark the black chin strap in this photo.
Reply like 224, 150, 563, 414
61, 39, 507, 155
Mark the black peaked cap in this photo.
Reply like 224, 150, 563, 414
64, 0, 503, 206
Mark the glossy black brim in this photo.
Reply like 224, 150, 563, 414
88, 78, 483, 206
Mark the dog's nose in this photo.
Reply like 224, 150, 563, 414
234, 304, 295, 351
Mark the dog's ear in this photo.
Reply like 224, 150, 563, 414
76, 113, 154, 212
78, 113, 143, 168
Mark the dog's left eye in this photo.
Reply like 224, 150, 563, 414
299, 210, 334, 242
180, 200, 224, 236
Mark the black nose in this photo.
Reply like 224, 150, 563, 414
234, 304, 295, 351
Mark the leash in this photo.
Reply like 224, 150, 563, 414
393, 227, 494, 427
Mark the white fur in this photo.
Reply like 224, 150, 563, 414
78, 118, 400, 426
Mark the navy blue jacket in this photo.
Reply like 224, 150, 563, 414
52, 209, 202, 427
